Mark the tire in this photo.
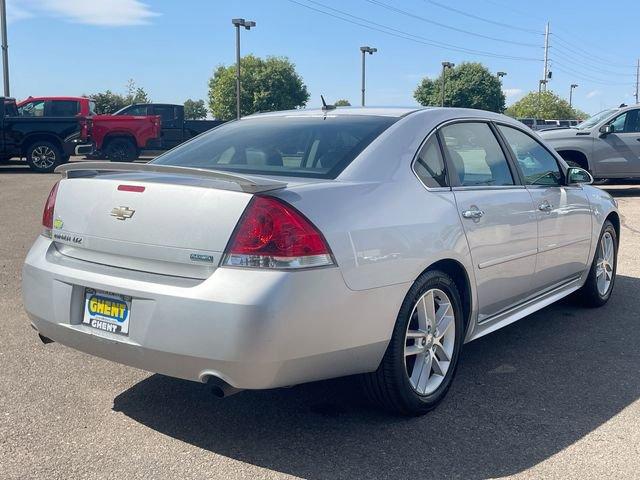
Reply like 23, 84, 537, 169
25, 141, 63, 173
361, 270, 465, 416
575, 220, 618, 307
104, 137, 138, 162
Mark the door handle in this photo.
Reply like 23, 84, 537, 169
538, 201, 553, 212
461, 209, 485, 219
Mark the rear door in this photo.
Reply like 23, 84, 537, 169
441, 121, 538, 322
595, 109, 640, 175
496, 124, 592, 292
151, 105, 182, 149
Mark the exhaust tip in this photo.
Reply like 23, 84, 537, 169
38, 333, 54, 344
205, 376, 243, 399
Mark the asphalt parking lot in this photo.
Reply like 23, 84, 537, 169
2, 158, 639, 480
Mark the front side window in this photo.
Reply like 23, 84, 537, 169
440, 122, 514, 186
153, 115, 398, 179
18, 100, 45, 117
413, 135, 447, 188
608, 109, 640, 133
49, 100, 79, 117
498, 125, 562, 186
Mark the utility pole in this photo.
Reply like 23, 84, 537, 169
635, 58, 639, 104
231, 18, 256, 120
569, 83, 578, 108
542, 22, 550, 92
360, 46, 377, 106
441, 61, 454, 107
0, 0, 9, 97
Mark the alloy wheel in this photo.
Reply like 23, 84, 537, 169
31, 146, 56, 169
404, 288, 456, 395
596, 231, 615, 296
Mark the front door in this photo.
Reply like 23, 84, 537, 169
440, 121, 539, 322
595, 108, 640, 176
497, 124, 592, 291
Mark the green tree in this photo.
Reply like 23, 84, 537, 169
414, 62, 506, 113
334, 99, 351, 106
90, 90, 128, 114
89, 80, 151, 114
183, 99, 208, 119
208, 55, 309, 120
504, 90, 587, 119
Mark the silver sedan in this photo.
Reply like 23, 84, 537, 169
22, 107, 619, 415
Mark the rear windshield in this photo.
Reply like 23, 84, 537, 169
152, 115, 398, 178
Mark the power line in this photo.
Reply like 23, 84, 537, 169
365, 0, 542, 48
286, 0, 542, 61
552, 34, 636, 69
551, 48, 636, 78
551, 64, 632, 87
425, 0, 543, 35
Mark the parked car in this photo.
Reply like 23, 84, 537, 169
17, 97, 161, 161
23, 107, 619, 415
539, 105, 640, 180
517, 117, 546, 130
1, 97, 92, 172
114, 103, 224, 151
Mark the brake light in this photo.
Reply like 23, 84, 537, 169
41, 181, 60, 237
223, 196, 334, 269
80, 117, 93, 139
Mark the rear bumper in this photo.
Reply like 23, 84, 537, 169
22, 237, 406, 389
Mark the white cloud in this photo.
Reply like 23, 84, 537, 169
503, 88, 523, 98
586, 90, 601, 99
8, 0, 159, 27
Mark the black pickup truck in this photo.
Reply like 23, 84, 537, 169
1, 97, 92, 172
114, 103, 224, 151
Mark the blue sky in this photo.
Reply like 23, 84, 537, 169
6, 0, 639, 115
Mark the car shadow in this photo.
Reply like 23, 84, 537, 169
113, 274, 640, 479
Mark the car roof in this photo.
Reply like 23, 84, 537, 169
17, 96, 87, 105
244, 106, 425, 119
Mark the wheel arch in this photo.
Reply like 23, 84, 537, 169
21, 134, 64, 156
606, 211, 620, 240
418, 258, 473, 334
557, 149, 590, 171
102, 133, 137, 148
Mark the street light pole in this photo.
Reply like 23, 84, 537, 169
497, 71, 507, 81
360, 46, 377, 106
441, 61, 454, 107
0, 0, 9, 97
231, 18, 256, 120
569, 83, 578, 108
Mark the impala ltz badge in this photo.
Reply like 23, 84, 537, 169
110, 206, 135, 221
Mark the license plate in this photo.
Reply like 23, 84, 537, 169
83, 288, 132, 335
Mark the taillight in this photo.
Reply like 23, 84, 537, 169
223, 196, 334, 269
80, 117, 93, 139
41, 181, 60, 237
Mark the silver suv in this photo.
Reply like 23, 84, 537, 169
539, 105, 640, 180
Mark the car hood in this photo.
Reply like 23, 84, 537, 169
538, 128, 586, 141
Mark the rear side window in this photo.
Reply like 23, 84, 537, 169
440, 122, 514, 186
413, 135, 447, 188
498, 125, 562, 186
49, 100, 79, 117
153, 115, 398, 179
154, 106, 176, 122
18, 100, 45, 117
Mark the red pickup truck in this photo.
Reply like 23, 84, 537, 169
17, 96, 161, 161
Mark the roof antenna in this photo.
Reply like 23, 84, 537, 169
321, 95, 336, 111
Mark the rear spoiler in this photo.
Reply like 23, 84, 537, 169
55, 162, 287, 194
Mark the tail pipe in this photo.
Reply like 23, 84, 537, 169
206, 376, 243, 399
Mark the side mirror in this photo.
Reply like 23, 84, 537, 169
566, 167, 593, 186
599, 124, 614, 135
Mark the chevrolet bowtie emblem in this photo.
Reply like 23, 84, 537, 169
110, 206, 135, 221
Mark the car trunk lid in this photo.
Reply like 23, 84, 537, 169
51, 162, 288, 278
